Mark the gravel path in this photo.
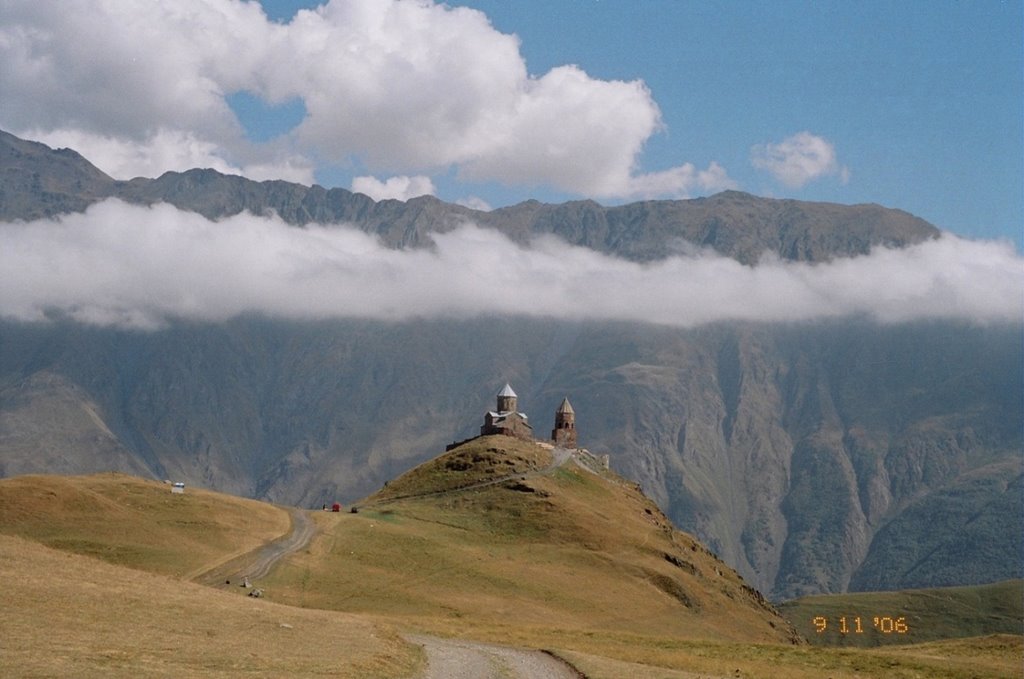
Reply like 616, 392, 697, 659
192, 507, 315, 586
192, 511, 585, 677
244, 507, 315, 579
408, 635, 582, 679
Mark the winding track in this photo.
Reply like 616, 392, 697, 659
191, 506, 315, 586
192, 446, 582, 586
190, 461, 587, 677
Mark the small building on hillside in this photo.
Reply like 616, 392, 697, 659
480, 383, 534, 440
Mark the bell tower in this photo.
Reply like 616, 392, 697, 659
551, 397, 577, 448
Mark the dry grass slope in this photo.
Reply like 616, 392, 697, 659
0, 472, 291, 577
0, 534, 421, 678
266, 438, 802, 648
260, 437, 1023, 677
2, 461, 1021, 678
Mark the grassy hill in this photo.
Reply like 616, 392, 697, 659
0, 473, 420, 678
778, 580, 1024, 647
262, 436, 800, 648
2, 460, 1022, 678
0, 533, 420, 678
254, 436, 1023, 677
0, 472, 291, 577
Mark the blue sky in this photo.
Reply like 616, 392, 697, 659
253, 0, 1022, 245
1, 0, 1019, 245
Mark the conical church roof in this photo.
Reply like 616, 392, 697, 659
556, 397, 574, 414
498, 383, 517, 398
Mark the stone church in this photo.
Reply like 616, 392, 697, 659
478, 383, 578, 449
480, 383, 533, 440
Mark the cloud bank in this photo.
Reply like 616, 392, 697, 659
0, 0, 729, 200
1, 200, 1019, 330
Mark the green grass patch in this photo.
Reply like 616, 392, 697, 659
779, 580, 1024, 646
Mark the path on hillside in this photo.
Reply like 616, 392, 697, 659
183, 463, 587, 677
409, 635, 583, 679
191, 507, 315, 587
358, 447, 589, 678
188, 507, 583, 676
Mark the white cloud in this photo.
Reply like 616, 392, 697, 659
24, 128, 315, 184
623, 161, 739, 200
351, 175, 436, 202
751, 132, 850, 188
447, 63, 732, 199
1, 200, 1019, 330
0, 1, 269, 140
456, 196, 493, 212
0, 0, 728, 200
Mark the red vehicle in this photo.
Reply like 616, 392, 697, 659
331, 502, 342, 512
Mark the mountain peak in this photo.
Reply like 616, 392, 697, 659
0, 130, 117, 220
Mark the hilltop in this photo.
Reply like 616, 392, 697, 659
281, 435, 802, 645
0, 455, 805, 653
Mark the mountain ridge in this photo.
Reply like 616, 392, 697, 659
0, 129, 939, 264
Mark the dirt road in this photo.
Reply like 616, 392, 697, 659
190, 503, 584, 677
191, 506, 315, 587
408, 635, 582, 679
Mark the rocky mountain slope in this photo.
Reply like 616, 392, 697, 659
0, 131, 1019, 600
